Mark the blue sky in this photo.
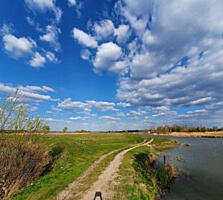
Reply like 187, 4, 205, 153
1, 0, 223, 131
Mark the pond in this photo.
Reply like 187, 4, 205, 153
145, 136, 223, 200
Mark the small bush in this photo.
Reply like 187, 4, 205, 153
0, 136, 51, 199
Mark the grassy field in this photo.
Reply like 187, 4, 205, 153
4, 133, 143, 200
0, 133, 179, 200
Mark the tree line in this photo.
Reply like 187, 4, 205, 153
150, 125, 223, 134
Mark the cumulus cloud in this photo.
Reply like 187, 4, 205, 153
25, 0, 62, 23
29, 52, 46, 67
2, 34, 36, 58
57, 98, 89, 112
93, 42, 123, 73
72, 28, 98, 48
109, 0, 223, 126
40, 25, 61, 51
1, 24, 58, 67
87, 100, 118, 112
114, 24, 131, 43
93, 20, 115, 41
57, 98, 118, 113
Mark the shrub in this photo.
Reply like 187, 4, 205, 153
0, 136, 51, 199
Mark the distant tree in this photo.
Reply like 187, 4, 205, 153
42, 125, 50, 133
63, 127, 68, 132
212, 126, 218, 132
200, 127, 207, 132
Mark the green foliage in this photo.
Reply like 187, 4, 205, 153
42, 125, 50, 133
0, 92, 44, 133
153, 125, 223, 133
114, 137, 177, 200
62, 127, 68, 133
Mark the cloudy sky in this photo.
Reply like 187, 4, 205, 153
1, 0, 223, 131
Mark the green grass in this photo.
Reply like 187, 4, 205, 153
5, 133, 144, 200
113, 137, 177, 200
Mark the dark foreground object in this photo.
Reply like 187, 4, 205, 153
93, 191, 103, 200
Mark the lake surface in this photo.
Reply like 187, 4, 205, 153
146, 136, 223, 200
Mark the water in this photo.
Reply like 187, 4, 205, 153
146, 136, 223, 200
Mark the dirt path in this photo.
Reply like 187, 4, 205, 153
80, 139, 153, 200
56, 139, 153, 200
56, 149, 120, 200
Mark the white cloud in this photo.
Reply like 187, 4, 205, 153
26, 16, 35, 26
18, 85, 54, 93
109, 60, 129, 75
57, 98, 118, 113
114, 24, 131, 43
40, 25, 61, 51
70, 116, 90, 120
29, 52, 46, 67
42, 118, 70, 123
117, 102, 131, 108
1, 24, 13, 35
72, 28, 98, 48
87, 101, 118, 112
93, 20, 114, 41
126, 110, 147, 118
117, 112, 125, 117
51, 106, 62, 112
186, 109, 207, 114
0, 82, 56, 102
25, 0, 55, 11
189, 97, 212, 106
46, 51, 58, 63
80, 49, 91, 60
68, 0, 76, 7
109, 0, 223, 126
57, 98, 89, 111
93, 42, 122, 73
25, 0, 62, 23
99, 116, 120, 121
2, 34, 36, 58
